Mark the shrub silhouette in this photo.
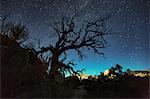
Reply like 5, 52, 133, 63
1, 18, 29, 44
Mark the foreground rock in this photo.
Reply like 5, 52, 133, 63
1, 34, 50, 98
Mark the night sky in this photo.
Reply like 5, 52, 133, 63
1, 0, 149, 75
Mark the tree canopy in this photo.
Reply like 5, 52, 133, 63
35, 16, 111, 78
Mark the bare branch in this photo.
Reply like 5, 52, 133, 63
60, 51, 67, 62
36, 45, 55, 55
35, 16, 111, 77
49, 24, 61, 40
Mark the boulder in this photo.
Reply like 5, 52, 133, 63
0, 34, 49, 98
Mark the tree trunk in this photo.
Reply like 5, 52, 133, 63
49, 53, 60, 79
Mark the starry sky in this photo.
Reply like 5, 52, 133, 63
1, 0, 149, 75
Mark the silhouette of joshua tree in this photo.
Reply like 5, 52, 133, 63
34, 15, 111, 79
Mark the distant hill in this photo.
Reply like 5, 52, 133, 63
129, 70, 150, 77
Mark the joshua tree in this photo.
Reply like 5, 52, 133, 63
36, 16, 111, 78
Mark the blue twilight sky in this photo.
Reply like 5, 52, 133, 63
1, 0, 150, 75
